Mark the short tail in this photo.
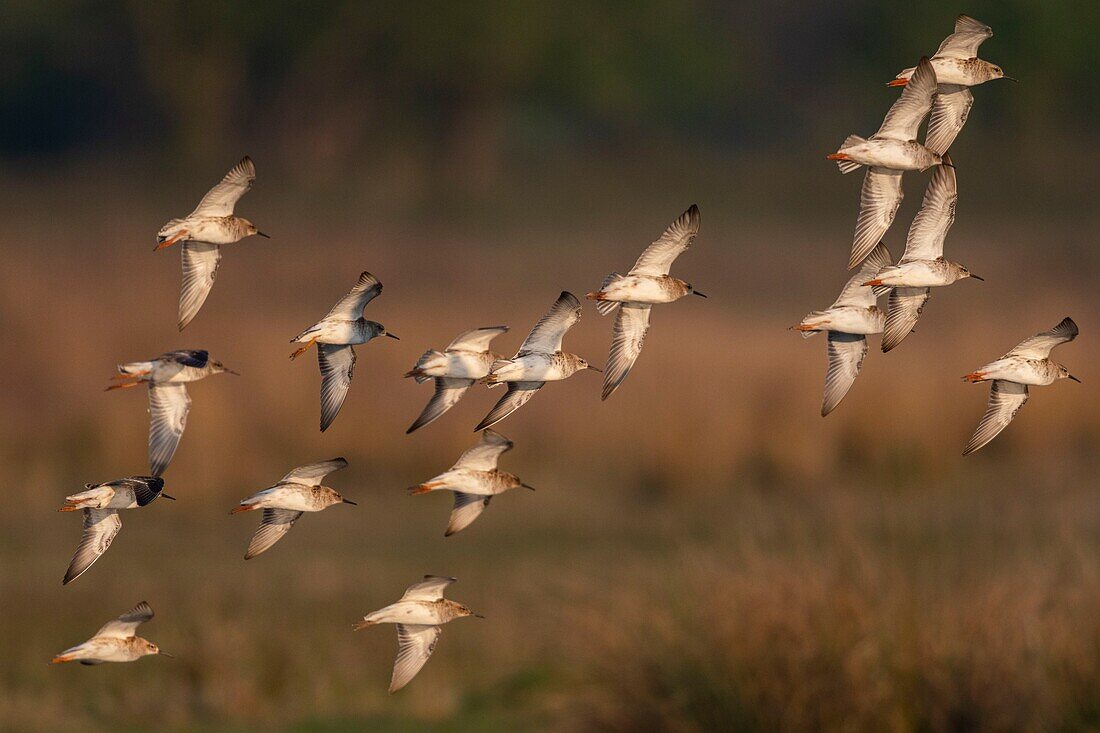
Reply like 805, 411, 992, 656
407, 482, 443, 496
229, 504, 258, 515
829, 135, 866, 173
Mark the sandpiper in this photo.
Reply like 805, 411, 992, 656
154, 156, 270, 330
586, 204, 706, 400
405, 326, 509, 434
475, 291, 598, 431
408, 429, 533, 536
888, 15, 1012, 155
793, 244, 891, 416
861, 154, 982, 351
289, 271, 398, 431
59, 477, 173, 585
106, 350, 237, 476
230, 458, 355, 559
829, 57, 946, 269
50, 601, 171, 665
353, 576, 482, 693
962, 317, 1079, 455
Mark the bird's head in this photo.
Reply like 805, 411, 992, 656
321, 487, 357, 507
1058, 364, 1081, 383
990, 64, 1016, 82
212, 361, 239, 376
242, 219, 270, 239
140, 639, 172, 658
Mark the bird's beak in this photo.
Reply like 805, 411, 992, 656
1003, 76, 1018, 82
969, 274, 984, 281
1069, 375, 1082, 383
693, 290, 708, 298
342, 498, 358, 505
161, 493, 176, 501
385, 332, 400, 340
587, 364, 603, 373
521, 483, 536, 491
256, 231, 271, 238
224, 368, 240, 376
158, 651, 174, 658
940, 161, 957, 169
473, 613, 486, 619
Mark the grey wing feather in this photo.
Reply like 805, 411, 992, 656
280, 458, 348, 485
159, 350, 209, 368
318, 344, 356, 432
95, 601, 154, 638
876, 57, 937, 141
148, 383, 191, 476
602, 304, 652, 401
407, 378, 473, 434
178, 241, 222, 331
445, 492, 492, 536
474, 381, 544, 431
324, 271, 383, 321
936, 15, 993, 58
245, 508, 303, 559
963, 380, 1028, 455
454, 428, 513, 470
822, 332, 868, 417
595, 273, 623, 315
629, 204, 700, 276
189, 156, 256, 218
902, 156, 957, 262
925, 86, 973, 156
390, 624, 443, 693
833, 244, 892, 308
881, 287, 931, 352
63, 509, 121, 585
1006, 317, 1079, 359
446, 327, 508, 352
519, 292, 581, 354
400, 575, 457, 601
851, 168, 904, 269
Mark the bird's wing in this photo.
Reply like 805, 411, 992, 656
850, 168, 904, 269
178, 241, 222, 331
63, 509, 121, 585
474, 381, 544, 431
445, 493, 492, 536
601, 304, 652, 401
95, 601, 154, 639
1005, 317, 1079, 359
323, 271, 383, 321
902, 155, 957, 261
390, 624, 443, 693
454, 428, 514, 470
925, 86, 974, 156
518, 292, 581, 354
881, 287, 931, 352
148, 384, 191, 476
318, 344, 356, 432
400, 575, 457, 601
159, 350, 209, 368
406, 378, 473, 434
629, 204, 700, 276
832, 243, 892, 308
280, 458, 348, 486
822, 332, 868, 417
245, 508, 303, 559
876, 57, 937, 141
963, 380, 1028, 455
935, 14, 993, 59
446, 326, 509, 352
188, 156, 256, 218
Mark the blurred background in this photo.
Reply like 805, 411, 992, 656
2, 1, 1098, 730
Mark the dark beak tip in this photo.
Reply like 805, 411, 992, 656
343, 499, 358, 505
257, 231, 271, 238
385, 333, 400, 340
1070, 375, 1082, 383
970, 275, 985, 281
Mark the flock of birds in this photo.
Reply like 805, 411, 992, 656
52, 14, 1080, 693
798, 14, 1079, 452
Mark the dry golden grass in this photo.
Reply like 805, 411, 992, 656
1, 163, 1097, 730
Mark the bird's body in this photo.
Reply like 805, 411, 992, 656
870, 259, 969, 288
794, 244, 891, 416
290, 272, 397, 431
405, 327, 509, 433
586, 205, 704, 400
106, 350, 235, 476
353, 576, 481, 692
834, 137, 940, 172
888, 16, 1010, 155
154, 157, 269, 330
58, 477, 171, 585
51, 602, 169, 665
231, 458, 355, 559
409, 430, 532, 535
962, 317, 1080, 455
475, 291, 596, 431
